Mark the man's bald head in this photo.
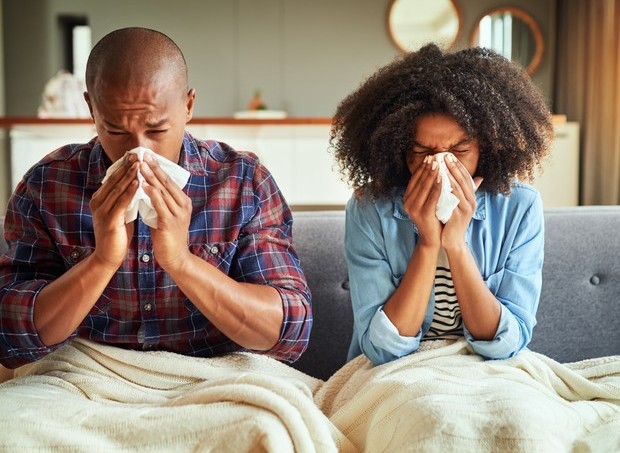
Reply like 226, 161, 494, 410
85, 27, 188, 97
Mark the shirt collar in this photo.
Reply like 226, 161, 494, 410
85, 131, 207, 189
179, 131, 209, 176
86, 139, 107, 189
393, 186, 487, 221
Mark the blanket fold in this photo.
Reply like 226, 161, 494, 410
315, 339, 620, 453
0, 339, 355, 453
1, 338, 618, 452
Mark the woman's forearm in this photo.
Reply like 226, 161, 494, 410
445, 243, 501, 340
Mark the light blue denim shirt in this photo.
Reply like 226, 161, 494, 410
345, 183, 544, 365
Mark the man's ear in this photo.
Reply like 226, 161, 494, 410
185, 88, 196, 123
83, 92, 95, 120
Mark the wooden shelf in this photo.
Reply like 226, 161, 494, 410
0, 116, 333, 128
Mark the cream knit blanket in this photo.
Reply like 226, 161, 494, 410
0, 339, 355, 453
315, 339, 620, 453
1, 338, 618, 452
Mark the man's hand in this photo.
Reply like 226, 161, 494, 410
89, 154, 139, 270
140, 153, 193, 272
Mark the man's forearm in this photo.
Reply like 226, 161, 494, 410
34, 254, 118, 346
166, 251, 284, 351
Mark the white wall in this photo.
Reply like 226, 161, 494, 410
2, 0, 556, 117
0, 0, 558, 211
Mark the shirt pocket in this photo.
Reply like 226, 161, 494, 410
56, 244, 111, 315
391, 274, 403, 288
56, 244, 94, 268
188, 241, 238, 272
483, 267, 506, 294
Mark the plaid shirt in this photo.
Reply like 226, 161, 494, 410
0, 132, 312, 369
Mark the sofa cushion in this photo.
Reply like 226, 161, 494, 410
288, 211, 353, 380
530, 207, 620, 362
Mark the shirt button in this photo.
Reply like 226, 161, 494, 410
70, 249, 81, 261
141, 253, 151, 263
209, 245, 219, 255
144, 303, 152, 311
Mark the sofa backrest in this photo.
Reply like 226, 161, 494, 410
290, 207, 620, 378
1, 207, 619, 380
288, 211, 352, 380
529, 207, 620, 362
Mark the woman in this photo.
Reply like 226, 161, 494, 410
331, 44, 554, 366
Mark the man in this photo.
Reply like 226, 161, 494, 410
0, 27, 312, 369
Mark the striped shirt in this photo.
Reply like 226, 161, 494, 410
0, 132, 312, 369
423, 247, 463, 340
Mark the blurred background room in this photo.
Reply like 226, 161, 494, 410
0, 0, 618, 211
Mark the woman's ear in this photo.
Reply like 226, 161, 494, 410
405, 149, 415, 174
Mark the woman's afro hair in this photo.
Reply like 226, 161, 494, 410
330, 43, 554, 197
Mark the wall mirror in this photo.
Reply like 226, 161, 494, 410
387, 0, 461, 52
470, 7, 544, 75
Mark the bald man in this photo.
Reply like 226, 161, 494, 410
0, 28, 312, 369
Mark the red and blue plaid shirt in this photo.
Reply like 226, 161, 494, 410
0, 132, 312, 369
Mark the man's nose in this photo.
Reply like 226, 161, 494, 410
127, 135, 150, 151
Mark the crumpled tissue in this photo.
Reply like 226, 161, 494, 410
102, 147, 191, 228
435, 152, 476, 224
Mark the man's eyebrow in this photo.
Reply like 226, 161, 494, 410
146, 119, 169, 128
103, 119, 124, 130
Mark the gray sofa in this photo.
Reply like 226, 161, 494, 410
289, 207, 620, 379
1, 207, 619, 381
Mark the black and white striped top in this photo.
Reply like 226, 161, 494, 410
423, 248, 463, 340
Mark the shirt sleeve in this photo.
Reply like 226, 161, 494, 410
464, 192, 545, 359
0, 186, 72, 369
229, 161, 312, 363
345, 196, 422, 366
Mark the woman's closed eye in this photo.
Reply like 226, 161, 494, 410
412, 146, 433, 155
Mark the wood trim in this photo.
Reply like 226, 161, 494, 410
0, 116, 333, 129
469, 6, 544, 76
386, 0, 462, 53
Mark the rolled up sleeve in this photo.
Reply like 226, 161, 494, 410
231, 164, 312, 362
466, 194, 544, 359
345, 196, 423, 366
0, 191, 70, 369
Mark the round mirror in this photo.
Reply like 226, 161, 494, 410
387, 0, 461, 52
470, 7, 544, 75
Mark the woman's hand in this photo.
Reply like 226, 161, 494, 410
403, 155, 443, 247
442, 153, 483, 251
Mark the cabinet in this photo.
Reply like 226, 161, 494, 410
5, 119, 352, 209
530, 122, 580, 207
9, 124, 96, 192
185, 123, 351, 207
3, 118, 580, 209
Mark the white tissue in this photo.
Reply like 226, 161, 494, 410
434, 152, 476, 224
101, 147, 191, 229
